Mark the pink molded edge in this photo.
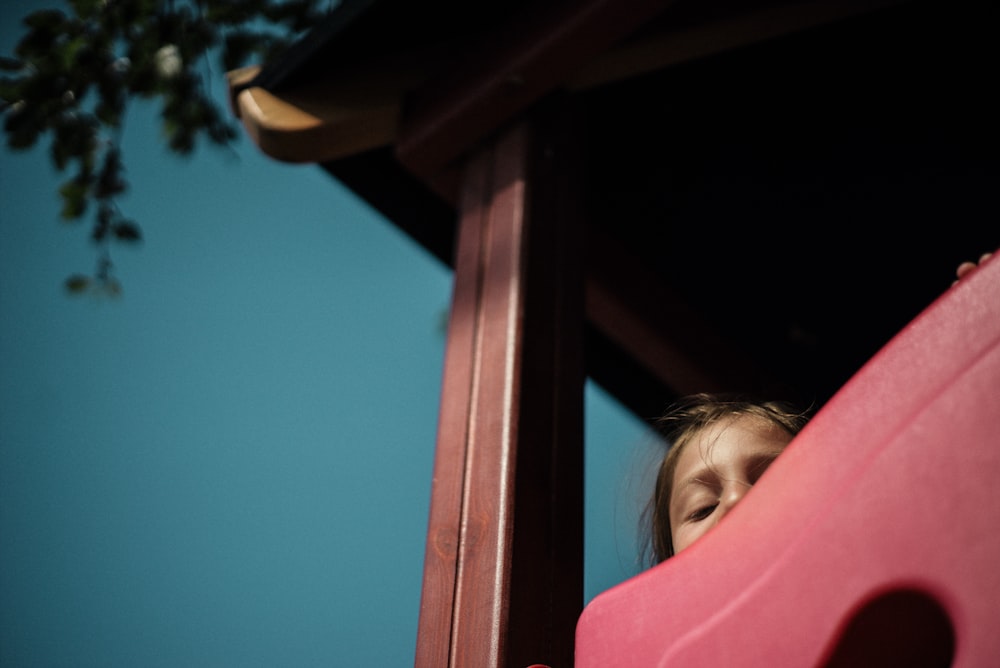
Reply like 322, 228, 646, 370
575, 253, 1000, 667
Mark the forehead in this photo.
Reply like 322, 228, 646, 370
673, 414, 791, 479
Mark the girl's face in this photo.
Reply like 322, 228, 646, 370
668, 415, 793, 555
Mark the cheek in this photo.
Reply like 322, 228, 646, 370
672, 521, 712, 555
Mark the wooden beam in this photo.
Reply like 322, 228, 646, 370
565, 0, 911, 91
585, 225, 776, 400
415, 110, 584, 667
394, 0, 678, 179
226, 0, 910, 168
506, 101, 585, 668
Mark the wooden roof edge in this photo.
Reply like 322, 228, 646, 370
393, 0, 679, 180
232, 84, 398, 164
394, 0, 916, 180
566, 0, 915, 92
225, 0, 912, 169
226, 52, 432, 164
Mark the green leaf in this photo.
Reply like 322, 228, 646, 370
3, 0, 328, 294
113, 221, 142, 242
96, 148, 127, 198
58, 177, 89, 219
69, 0, 107, 20
97, 203, 115, 226
16, 16, 63, 59
64, 274, 92, 294
0, 76, 21, 101
187, 19, 221, 55
91, 219, 109, 241
222, 30, 261, 70
95, 99, 122, 127
52, 113, 99, 169
0, 56, 24, 72
168, 127, 195, 153
60, 197, 87, 220
264, 0, 325, 32
3, 104, 41, 149
207, 120, 238, 145
24, 9, 66, 30
59, 35, 91, 73
205, 2, 258, 25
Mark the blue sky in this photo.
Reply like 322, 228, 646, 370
0, 2, 661, 665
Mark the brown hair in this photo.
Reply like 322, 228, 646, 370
642, 393, 810, 566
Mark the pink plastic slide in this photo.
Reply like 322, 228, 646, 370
575, 253, 1000, 667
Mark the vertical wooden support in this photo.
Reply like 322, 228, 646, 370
415, 104, 584, 668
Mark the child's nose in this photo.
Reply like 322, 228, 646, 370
717, 480, 752, 517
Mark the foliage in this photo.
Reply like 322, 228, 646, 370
0, 0, 329, 295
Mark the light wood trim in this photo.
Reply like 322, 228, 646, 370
234, 83, 401, 164
229, 56, 428, 164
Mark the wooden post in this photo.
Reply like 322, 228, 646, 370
415, 105, 585, 668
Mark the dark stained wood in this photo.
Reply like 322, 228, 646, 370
447, 127, 522, 668
416, 112, 585, 667
506, 100, 585, 668
585, 223, 777, 399
413, 139, 487, 667
395, 0, 678, 180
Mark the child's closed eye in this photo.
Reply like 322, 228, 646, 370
687, 505, 717, 522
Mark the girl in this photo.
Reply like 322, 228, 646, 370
643, 393, 810, 564
642, 251, 994, 565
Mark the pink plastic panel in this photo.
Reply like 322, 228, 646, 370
576, 253, 1000, 667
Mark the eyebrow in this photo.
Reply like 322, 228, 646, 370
674, 469, 717, 497
674, 450, 784, 498
746, 450, 784, 476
